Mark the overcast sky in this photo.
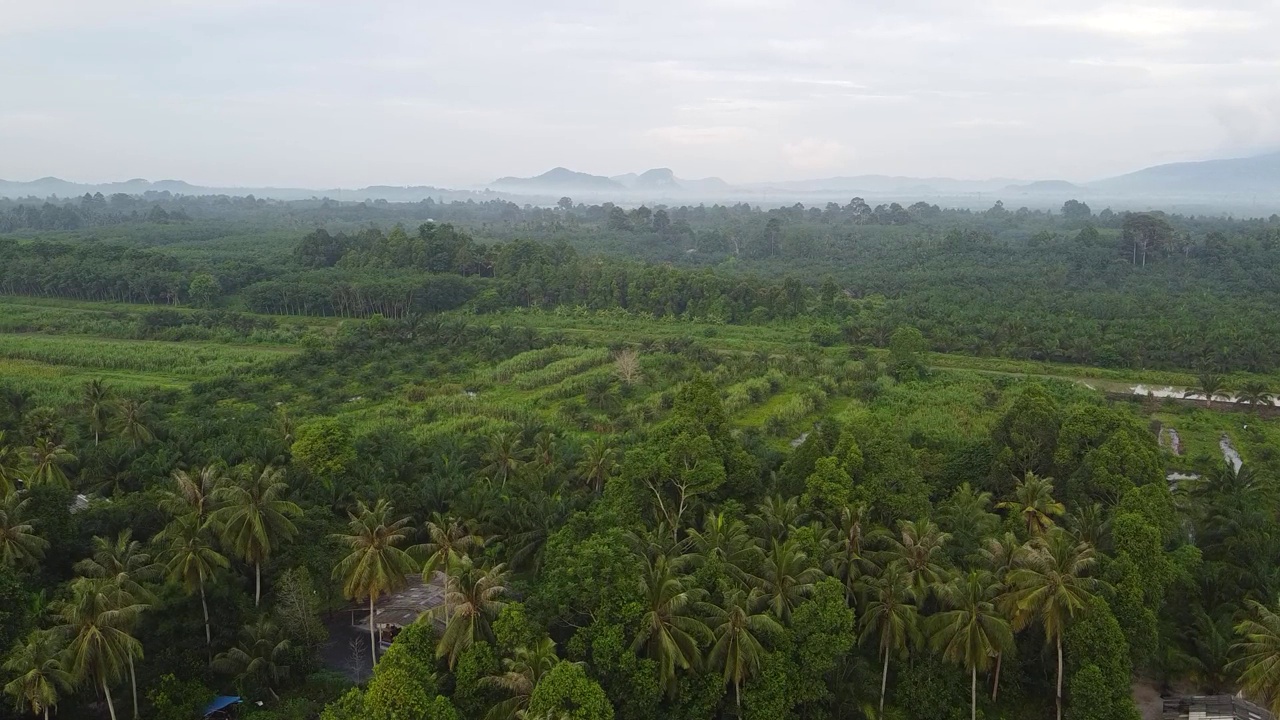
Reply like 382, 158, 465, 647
3, 0, 1279, 187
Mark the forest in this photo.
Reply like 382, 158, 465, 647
3, 192, 1280, 720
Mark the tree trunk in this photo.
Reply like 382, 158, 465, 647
255, 562, 262, 608
444, 569, 451, 622
129, 653, 139, 719
369, 594, 378, 671
103, 679, 118, 720
1056, 634, 1063, 720
991, 652, 1002, 702
971, 666, 976, 720
199, 574, 212, 651
880, 648, 890, 719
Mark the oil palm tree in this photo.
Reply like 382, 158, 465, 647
54, 577, 145, 720
412, 512, 484, 622
23, 438, 75, 490
210, 465, 301, 607
3, 630, 72, 720
706, 589, 782, 710
859, 563, 921, 719
435, 557, 508, 669
480, 431, 527, 488
481, 636, 559, 720
749, 537, 824, 622
997, 471, 1064, 538
157, 513, 228, 651
113, 399, 154, 449
575, 438, 617, 494
212, 619, 291, 701
631, 553, 711, 697
332, 499, 417, 670
1229, 598, 1280, 715
1189, 372, 1228, 408
1005, 527, 1100, 720
82, 379, 113, 446
162, 464, 225, 521
928, 570, 1014, 720
0, 492, 47, 568
1237, 380, 1275, 408
886, 519, 953, 602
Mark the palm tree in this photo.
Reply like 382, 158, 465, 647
859, 563, 920, 719
113, 399, 154, 449
0, 492, 47, 568
156, 513, 228, 651
928, 571, 1014, 720
997, 471, 1064, 538
162, 464, 224, 521
1237, 380, 1275, 408
82, 379, 113, 446
688, 511, 759, 588
748, 495, 801, 544
210, 465, 301, 606
435, 557, 508, 669
979, 532, 1026, 702
54, 577, 145, 720
826, 503, 882, 602
412, 513, 484, 622
631, 554, 710, 697
23, 438, 76, 490
1006, 528, 1100, 720
749, 537, 823, 622
706, 589, 782, 710
481, 636, 559, 720
886, 519, 952, 602
1189, 372, 1228, 408
0, 432, 23, 497
1230, 599, 1280, 715
575, 438, 617, 494
332, 499, 417, 670
3, 630, 72, 720
212, 619, 291, 701
480, 431, 527, 488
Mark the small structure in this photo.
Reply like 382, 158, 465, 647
1162, 695, 1273, 720
203, 696, 241, 718
350, 573, 446, 651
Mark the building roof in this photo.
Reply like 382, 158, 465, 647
203, 696, 240, 716
1162, 695, 1274, 720
358, 573, 446, 629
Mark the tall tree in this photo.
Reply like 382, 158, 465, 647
332, 499, 417, 670
859, 563, 920, 718
630, 553, 710, 697
749, 537, 823, 622
575, 438, 617, 494
210, 465, 301, 606
162, 464, 224, 521
1230, 599, 1280, 716
113, 400, 154, 450
212, 619, 291, 701
481, 636, 559, 720
927, 570, 1014, 720
0, 433, 20, 497
997, 471, 1064, 538
23, 438, 75, 491
436, 557, 508, 669
979, 532, 1025, 702
706, 589, 782, 710
81, 379, 112, 446
412, 513, 484, 622
886, 519, 952, 602
157, 513, 228, 651
0, 492, 47, 568
3, 630, 72, 720
1006, 528, 1100, 720
54, 577, 145, 720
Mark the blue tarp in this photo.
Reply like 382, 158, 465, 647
203, 696, 240, 716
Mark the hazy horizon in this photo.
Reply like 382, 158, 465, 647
6, 1, 1280, 188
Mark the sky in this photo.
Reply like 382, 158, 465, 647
3, 0, 1280, 187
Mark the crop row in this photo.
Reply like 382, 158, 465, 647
487, 345, 578, 381
0, 334, 291, 377
511, 348, 611, 390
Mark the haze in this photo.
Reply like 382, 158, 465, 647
4, 0, 1280, 188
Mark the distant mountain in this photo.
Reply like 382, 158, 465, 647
743, 175, 1019, 195
635, 168, 679, 190
491, 167, 623, 193
1093, 151, 1280, 195
1004, 180, 1083, 193
0, 177, 473, 202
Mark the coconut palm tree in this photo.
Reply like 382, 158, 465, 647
1229, 599, 1280, 715
928, 570, 1014, 720
212, 619, 291, 701
480, 431, 527, 488
54, 577, 145, 720
481, 636, 560, 720
886, 519, 953, 602
859, 563, 921, 719
332, 499, 417, 670
435, 557, 508, 669
688, 510, 759, 588
162, 464, 225, 521
1189, 373, 1228, 408
156, 513, 228, 651
825, 503, 882, 602
412, 512, 484, 622
81, 379, 113, 446
997, 471, 1064, 538
1005, 528, 1100, 720
113, 400, 153, 449
979, 532, 1026, 702
3, 630, 72, 720
575, 438, 617, 494
23, 438, 75, 490
748, 495, 801, 544
631, 553, 711, 697
0, 433, 23, 497
749, 537, 824, 622
1, 492, 47, 569
1237, 380, 1275, 409
706, 589, 782, 710
210, 465, 301, 607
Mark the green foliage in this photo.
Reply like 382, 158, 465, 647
1064, 596, 1140, 720
291, 418, 356, 482
146, 673, 215, 720
891, 654, 969, 720
801, 456, 852, 516
526, 661, 614, 720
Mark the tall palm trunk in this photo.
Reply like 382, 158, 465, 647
971, 666, 976, 720
880, 648, 890, 718
1055, 634, 1063, 720
102, 680, 118, 720
443, 568, 451, 621
368, 594, 378, 671
199, 574, 212, 650
129, 654, 139, 719
255, 562, 262, 607
991, 652, 1002, 701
